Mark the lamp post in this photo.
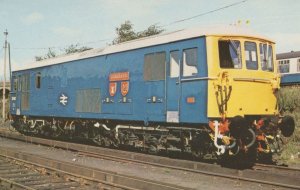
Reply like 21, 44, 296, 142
2, 30, 8, 121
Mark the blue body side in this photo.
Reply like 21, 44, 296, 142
10, 37, 208, 124
280, 73, 300, 86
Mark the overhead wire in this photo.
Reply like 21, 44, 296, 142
11, 0, 249, 51
161, 0, 248, 27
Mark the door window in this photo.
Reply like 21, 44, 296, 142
183, 48, 198, 77
13, 76, 18, 91
21, 74, 30, 110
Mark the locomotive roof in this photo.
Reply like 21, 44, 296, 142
14, 25, 274, 72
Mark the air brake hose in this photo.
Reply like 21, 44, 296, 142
245, 128, 256, 149
226, 139, 236, 149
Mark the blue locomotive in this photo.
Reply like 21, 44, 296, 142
277, 50, 300, 86
280, 73, 300, 86
10, 26, 295, 161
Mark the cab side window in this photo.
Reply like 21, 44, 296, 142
36, 72, 41, 89
144, 52, 166, 81
219, 40, 242, 69
260, 43, 274, 72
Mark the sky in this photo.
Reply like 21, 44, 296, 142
0, 0, 300, 80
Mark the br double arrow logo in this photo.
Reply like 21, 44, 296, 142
59, 93, 68, 106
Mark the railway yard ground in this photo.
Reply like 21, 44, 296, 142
0, 121, 299, 190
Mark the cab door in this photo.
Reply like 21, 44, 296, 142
10, 76, 18, 115
15, 75, 22, 115
166, 50, 180, 123
179, 47, 207, 124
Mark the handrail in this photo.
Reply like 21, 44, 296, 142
178, 77, 218, 83
233, 77, 272, 83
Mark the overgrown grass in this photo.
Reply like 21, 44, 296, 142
278, 87, 300, 164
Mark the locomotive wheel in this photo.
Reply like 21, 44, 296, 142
230, 116, 256, 149
191, 150, 203, 160
242, 128, 256, 149
148, 145, 158, 154
92, 134, 103, 146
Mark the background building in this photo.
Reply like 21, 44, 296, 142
277, 51, 300, 85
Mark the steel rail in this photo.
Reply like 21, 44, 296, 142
0, 155, 86, 190
0, 153, 142, 190
0, 176, 35, 190
0, 129, 299, 189
0, 137, 193, 190
254, 162, 300, 172
76, 150, 300, 189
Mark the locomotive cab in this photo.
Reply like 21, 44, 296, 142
206, 35, 294, 159
207, 36, 278, 118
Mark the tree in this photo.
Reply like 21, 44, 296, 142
137, 24, 164, 38
64, 44, 92, 54
34, 56, 43, 61
35, 48, 56, 61
35, 21, 164, 61
35, 45, 92, 61
112, 20, 164, 44
112, 21, 137, 44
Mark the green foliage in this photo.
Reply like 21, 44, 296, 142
112, 20, 136, 44
137, 24, 164, 38
64, 44, 92, 54
277, 87, 300, 113
35, 48, 57, 61
35, 45, 91, 62
35, 21, 163, 61
112, 20, 164, 44
34, 56, 43, 61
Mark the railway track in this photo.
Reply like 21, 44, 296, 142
0, 129, 193, 190
0, 128, 299, 189
74, 150, 300, 189
0, 154, 99, 190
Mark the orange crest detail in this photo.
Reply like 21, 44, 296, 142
121, 81, 129, 96
109, 72, 129, 81
109, 82, 117, 96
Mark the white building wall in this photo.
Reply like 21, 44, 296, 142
278, 57, 300, 74
289, 58, 297, 73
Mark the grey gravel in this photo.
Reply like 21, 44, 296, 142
0, 134, 291, 190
